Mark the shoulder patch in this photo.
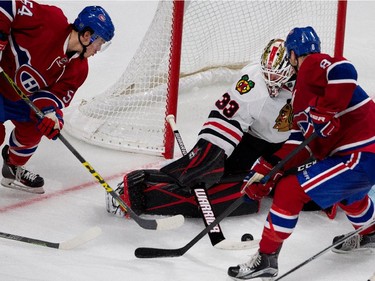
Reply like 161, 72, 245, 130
235, 75, 255, 95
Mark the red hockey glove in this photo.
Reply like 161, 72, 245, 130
294, 111, 315, 139
241, 157, 283, 201
308, 107, 340, 138
36, 107, 64, 140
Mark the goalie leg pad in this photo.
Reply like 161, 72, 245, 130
118, 170, 259, 217
160, 139, 225, 189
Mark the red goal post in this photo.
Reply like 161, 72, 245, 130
65, 0, 347, 159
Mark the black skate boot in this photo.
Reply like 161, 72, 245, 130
1, 145, 44, 194
332, 231, 375, 253
228, 250, 279, 280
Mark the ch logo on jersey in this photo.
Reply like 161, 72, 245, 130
56, 56, 69, 67
273, 102, 293, 132
15, 65, 47, 94
235, 75, 255, 95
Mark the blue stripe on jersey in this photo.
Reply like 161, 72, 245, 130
287, 130, 305, 143
327, 61, 358, 82
0, 1, 15, 20
30, 90, 64, 109
11, 33, 31, 65
348, 85, 370, 108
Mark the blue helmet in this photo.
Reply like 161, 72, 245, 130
74, 6, 115, 42
285, 26, 321, 58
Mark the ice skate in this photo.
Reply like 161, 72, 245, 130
1, 145, 44, 194
332, 231, 375, 254
227, 250, 278, 280
105, 182, 126, 217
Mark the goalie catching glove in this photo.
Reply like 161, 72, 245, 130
160, 138, 226, 190
242, 156, 283, 201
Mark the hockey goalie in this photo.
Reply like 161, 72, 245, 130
106, 39, 297, 218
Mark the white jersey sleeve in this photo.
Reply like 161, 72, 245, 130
198, 63, 293, 157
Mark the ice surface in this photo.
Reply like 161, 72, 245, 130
0, 1, 374, 281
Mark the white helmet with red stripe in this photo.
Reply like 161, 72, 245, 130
260, 39, 294, 97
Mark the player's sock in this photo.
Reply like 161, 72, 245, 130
1, 145, 44, 194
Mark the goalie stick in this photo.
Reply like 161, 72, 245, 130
134, 119, 316, 258
274, 218, 375, 281
0, 67, 184, 231
0, 226, 102, 250
166, 114, 259, 250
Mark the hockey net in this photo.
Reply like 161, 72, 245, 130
65, 0, 346, 158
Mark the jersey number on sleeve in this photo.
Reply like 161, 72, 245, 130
18, 0, 34, 17
215, 93, 239, 118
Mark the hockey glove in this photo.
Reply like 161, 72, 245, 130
308, 106, 340, 138
160, 139, 225, 190
294, 111, 315, 139
241, 156, 283, 201
36, 107, 64, 140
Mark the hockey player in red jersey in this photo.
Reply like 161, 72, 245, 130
106, 39, 298, 218
0, 1, 114, 193
228, 26, 375, 280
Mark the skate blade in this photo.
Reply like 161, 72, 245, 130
229, 275, 275, 281
1, 178, 45, 194
332, 247, 374, 254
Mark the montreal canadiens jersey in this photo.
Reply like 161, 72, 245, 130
0, 0, 88, 110
198, 63, 294, 157
275, 53, 375, 166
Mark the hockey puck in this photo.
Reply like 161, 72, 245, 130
241, 233, 254, 241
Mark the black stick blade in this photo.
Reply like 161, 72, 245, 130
135, 247, 184, 258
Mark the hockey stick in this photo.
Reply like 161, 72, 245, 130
0, 226, 102, 250
0, 68, 184, 231
166, 114, 259, 250
135, 129, 317, 258
275, 218, 375, 280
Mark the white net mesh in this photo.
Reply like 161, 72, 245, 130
65, 0, 340, 157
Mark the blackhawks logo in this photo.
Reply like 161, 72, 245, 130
273, 102, 293, 132
236, 75, 255, 94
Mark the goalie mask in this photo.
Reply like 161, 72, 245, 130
260, 39, 294, 98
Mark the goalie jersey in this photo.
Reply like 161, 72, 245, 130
198, 63, 294, 157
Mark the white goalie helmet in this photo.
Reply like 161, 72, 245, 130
260, 38, 295, 97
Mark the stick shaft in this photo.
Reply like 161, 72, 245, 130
0, 68, 183, 231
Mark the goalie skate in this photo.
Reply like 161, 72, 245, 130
105, 183, 127, 217
1, 145, 44, 194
